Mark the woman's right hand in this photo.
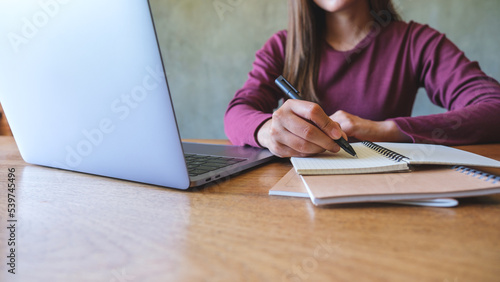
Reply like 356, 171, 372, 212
256, 100, 347, 158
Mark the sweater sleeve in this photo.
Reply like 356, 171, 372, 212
391, 23, 500, 145
224, 31, 287, 147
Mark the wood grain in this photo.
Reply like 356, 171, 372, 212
0, 136, 499, 282
0, 104, 12, 136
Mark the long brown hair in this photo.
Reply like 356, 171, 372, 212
283, 0, 402, 102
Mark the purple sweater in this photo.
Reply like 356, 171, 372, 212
224, 21, 500, 147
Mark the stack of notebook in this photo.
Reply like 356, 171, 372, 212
270, 142, 500, 207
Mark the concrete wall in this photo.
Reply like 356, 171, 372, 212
149, 0, 500, 140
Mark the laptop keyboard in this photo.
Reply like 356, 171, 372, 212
184, 153, 247, 177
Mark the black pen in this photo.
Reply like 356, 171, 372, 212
274, 75, 357, 157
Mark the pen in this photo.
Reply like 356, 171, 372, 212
274, 75, 357, 157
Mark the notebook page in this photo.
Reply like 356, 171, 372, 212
375, 143, 500, 167
291, 143, 408, 175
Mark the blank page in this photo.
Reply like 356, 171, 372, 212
376, 143, 500, 167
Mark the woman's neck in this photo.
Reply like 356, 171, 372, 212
324, 0, 372, 51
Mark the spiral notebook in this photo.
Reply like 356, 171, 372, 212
291, 142, 500, 175
269, 168, 461, 207
300, 166, 500, 206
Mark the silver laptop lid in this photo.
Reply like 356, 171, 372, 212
0, 0, 191, 189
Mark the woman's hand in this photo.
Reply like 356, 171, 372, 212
330, 110, 411, 142
257, 100, 347, 158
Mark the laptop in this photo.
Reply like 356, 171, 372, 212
0, 0, 274, 189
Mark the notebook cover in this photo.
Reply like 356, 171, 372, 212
270, 169, 461, 207
302, 166, 500, 206
269, 169, 308, 197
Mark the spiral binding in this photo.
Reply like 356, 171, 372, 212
452, 166, 500, 184
362, 141, 409, 162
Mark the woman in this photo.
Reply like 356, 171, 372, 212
224, 0, 500, 157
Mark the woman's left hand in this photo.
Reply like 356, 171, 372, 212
330, 110, 412, 142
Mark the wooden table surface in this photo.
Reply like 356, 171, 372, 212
0, 136, 499, 282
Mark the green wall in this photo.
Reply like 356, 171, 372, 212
150, 0, 500, 139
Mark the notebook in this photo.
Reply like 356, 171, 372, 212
270, 168, 462, 207
291, 142, 500, 175
300, 166, 500, 206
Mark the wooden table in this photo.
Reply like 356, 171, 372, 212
0, 136, 499, 282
